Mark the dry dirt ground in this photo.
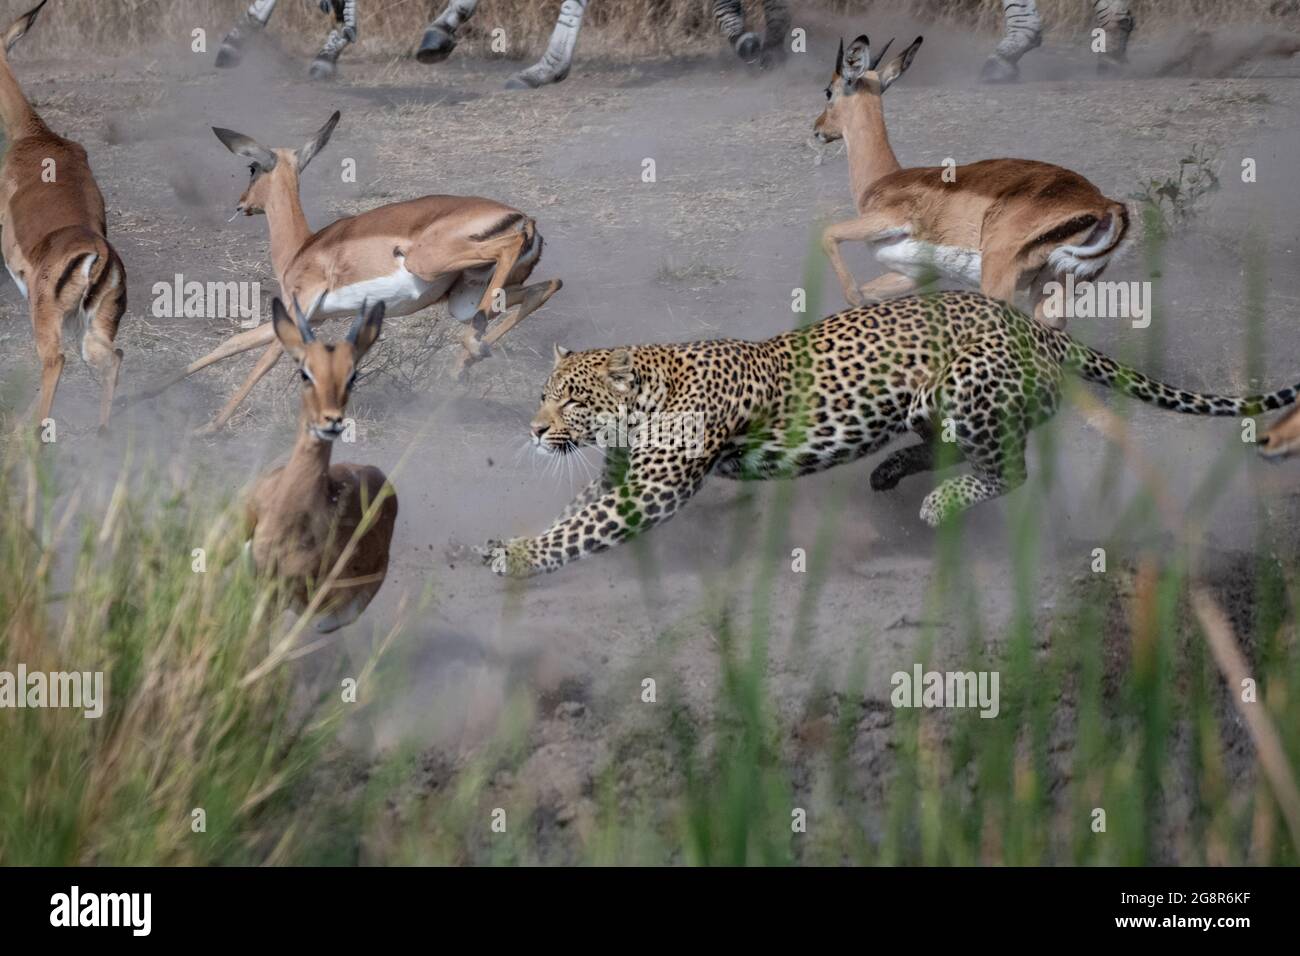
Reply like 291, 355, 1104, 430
3, 15, 1300, 858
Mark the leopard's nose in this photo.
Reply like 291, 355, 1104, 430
531, 423, 549, 441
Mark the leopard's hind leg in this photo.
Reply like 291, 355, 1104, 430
915, 351, 1036, 526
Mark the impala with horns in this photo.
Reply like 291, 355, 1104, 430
244, 297, 398, 633
132, 110, 561, 433
812, 34, 1130, 327
0, 0, 125, 433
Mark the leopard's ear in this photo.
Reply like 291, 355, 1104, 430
553, 343, 572, 367
605, 348, 637, 395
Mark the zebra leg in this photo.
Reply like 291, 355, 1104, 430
759, 0, 792, 65
417, 0, 480, 65
215, 0, 278, 68
714, 0, 761, 64
309, 0, 357, 79
505, 0, 589, 90
1093, 0, 1135, 74
980, 0, 1043, 83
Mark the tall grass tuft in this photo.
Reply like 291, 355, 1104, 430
0, 436, 369, 865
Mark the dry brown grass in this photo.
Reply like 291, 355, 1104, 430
1, 0, 1293, 60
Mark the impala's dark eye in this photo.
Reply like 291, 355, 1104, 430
249, 163, 258, 178
824, 87, 832, 100
300, 369, 311, 383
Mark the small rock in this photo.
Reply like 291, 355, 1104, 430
554, 700, 586, 720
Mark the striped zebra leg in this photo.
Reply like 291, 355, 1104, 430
980, 0, 1043, 83
760, 0, 792, 63
215, 0, 279, 68
309, 0, 358, 79
418, 0, 480, 65
1093, 0, 1135, 73
714, 0, 761, 64
505, 0, 589, 90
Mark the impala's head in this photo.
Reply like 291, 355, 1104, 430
271, 296, 384, 442
1259, 406, 1300, 461
529, 344, 641, 455
212, 111, 340, 217
813, 34, 923, 144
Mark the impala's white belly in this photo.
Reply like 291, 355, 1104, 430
875, 238, 982, 286
317, 264, 455, 319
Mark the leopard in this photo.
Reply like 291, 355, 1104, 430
479, 290, 1299, 577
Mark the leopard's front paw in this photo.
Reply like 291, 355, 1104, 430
477, 538, 537, 577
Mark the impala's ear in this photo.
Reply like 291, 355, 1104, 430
605, 348, 637, 395
347, 299, 385, 359
833, 37, 844, 77
3, 0, 47, 54
553, 343, 572, 366
868, 37, 894, 71
879, 36, 923, 92
271, 298, 310, 363
296, 110, 340, 172
842, 34, 870, 83
213, 126, 278, 171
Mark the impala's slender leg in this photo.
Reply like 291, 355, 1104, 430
84, 289, 126, 433
126, 322, 279, 404
482, 279, 563, 347
856, 272, 917, 304
821, 213, 905, 307
197, 342, 284, 435
30, 294, 64, 430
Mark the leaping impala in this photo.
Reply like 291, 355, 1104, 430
0, 0, 125, 433
812, 34, 1130, 328
245, 297, 398, 634
132, 110, 561, 433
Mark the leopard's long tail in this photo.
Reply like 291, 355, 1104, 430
1062, 338, 1300, 417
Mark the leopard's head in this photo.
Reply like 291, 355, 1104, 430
529, 344, 640, 455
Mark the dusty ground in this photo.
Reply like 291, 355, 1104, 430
3, 15, 1300, 859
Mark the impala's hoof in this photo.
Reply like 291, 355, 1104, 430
416, 26, 457, 64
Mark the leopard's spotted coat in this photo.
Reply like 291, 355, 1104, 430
483, 291, 1298, 576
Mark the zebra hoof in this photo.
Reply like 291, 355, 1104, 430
735, 32, 761, 64
979, 54, 1019, 83
309, 56, 338, 80
214, 39, 244, 68
416, 26, 458, 64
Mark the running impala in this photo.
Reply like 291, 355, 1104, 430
0, 0, 126, 433
812, 34, 1130, 327
134, 110, 561, 432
